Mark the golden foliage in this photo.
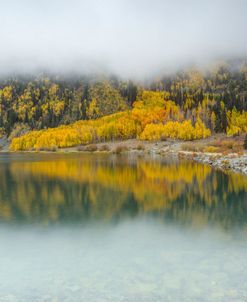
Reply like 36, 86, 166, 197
227, 108, 247, 136
140, 119, 211, 141
10, 91, 212, 150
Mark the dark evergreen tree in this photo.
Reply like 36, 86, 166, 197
244, 134, 247, 150
221, 109, 228, 133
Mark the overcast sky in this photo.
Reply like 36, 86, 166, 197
0, 0, 247, 77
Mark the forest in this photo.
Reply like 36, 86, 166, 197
0, 61, 246, 150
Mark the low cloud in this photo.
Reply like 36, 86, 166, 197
0, 0, 247, 78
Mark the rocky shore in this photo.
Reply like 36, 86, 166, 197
94, 137, 247, 176
178, 151, 247, 175
75, 138, 247, 175
1, 135, 247, 176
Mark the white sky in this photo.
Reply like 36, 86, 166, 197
0, 0, 246, 77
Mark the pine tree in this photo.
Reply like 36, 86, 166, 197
244, 134, 247, 150
221, 109, 228, 133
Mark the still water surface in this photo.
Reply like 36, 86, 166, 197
0, 153, 246, 302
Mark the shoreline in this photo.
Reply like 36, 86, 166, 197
178, 151, 247, 175
1, 135, 247, 176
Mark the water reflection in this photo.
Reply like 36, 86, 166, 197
0, 153, 246, 230
0, 153, 247, 301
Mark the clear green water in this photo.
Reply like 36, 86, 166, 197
0, 153, 246, 302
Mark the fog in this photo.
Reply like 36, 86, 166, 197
0, 0, 247, 78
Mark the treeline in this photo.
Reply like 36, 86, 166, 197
11, 90, 247, 150
11, 91, 213, 150
1, 60, 247, 139
0, 75, 137, 136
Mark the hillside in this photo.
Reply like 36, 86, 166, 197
10, 89, 246, 151
0, 61, 246, 150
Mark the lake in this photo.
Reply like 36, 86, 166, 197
0, 153, 246, 302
